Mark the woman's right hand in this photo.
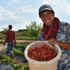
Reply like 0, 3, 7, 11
48, 38, 58, 46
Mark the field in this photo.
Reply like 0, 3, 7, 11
0, 30, 38, 70
0, 22, 42, 70
0, 43, 30, 70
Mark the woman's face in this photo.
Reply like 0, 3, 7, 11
40, 11, 54, 26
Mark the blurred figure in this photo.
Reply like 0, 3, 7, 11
4, 25, 16, 57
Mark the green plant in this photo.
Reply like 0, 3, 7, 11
13, 48, 24, 57
0, 55, 29, 70
15, 43, 29, 49
26, 21, 42, 38
1, 55, 13, 63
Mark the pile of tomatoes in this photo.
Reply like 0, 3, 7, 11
28, 44, 57, 61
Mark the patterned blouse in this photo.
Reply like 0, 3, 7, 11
57, 22, 70, 70
38, 22, 70, 70
57, 22, 70, 43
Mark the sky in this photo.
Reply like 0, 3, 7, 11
0, 0, 70, 31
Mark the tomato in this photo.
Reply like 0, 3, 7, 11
28, 44, 57, 61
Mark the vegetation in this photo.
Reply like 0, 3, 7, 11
0, 21, 42, 40
0, 43, 29, 70
13, 43, 29, 57
0, 21, 42, 70
0, 55, 29, 70
26, 21, 42, 38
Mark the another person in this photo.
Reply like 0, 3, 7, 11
4, 25, 16, 57
38, 4, 70, 70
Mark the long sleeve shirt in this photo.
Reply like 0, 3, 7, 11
5, 30, 16, 44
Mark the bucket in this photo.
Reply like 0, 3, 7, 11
24, 41, 61, 70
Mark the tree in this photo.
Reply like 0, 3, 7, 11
0, 28, 8, 40
1, 28, 8, 35
26, 21, 42, 39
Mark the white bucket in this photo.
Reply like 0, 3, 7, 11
24, 41, 61, 70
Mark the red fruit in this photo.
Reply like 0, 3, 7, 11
28, 44, 57, 61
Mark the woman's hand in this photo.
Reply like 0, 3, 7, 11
48, 38, 58, 46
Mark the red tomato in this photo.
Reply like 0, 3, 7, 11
28, 44, 57, 61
